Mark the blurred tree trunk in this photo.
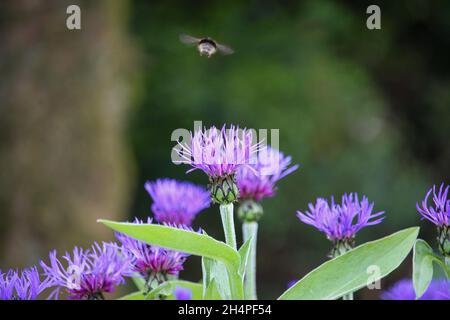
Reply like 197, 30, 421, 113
0, 0, 134, 268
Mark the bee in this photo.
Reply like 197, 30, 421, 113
179, 34, 234, 58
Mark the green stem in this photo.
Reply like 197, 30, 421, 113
242, 221, 258, 300
220, 203, 237, 250
332, 240, 354, 300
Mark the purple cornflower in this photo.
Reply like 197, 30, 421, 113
0, 267, 50, 300
417, 183, 450, 256
416, 183, 449, 227
176, 125, 261, 204
174, 286, 192, 300
145, 179, 210, 226
381, 279, 450, 300
297, 193, 384, 255
41, 242, 131, 300
115, 219, 188, 285
176, 125, 259, 178
237, 146, 298, 201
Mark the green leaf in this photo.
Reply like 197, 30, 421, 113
99, 219, 244, 299
201, 256, 213, 298
413, 239, 449, 299
238, 236, 253, 277
98, 220, 240, 269
118, 291, 146, 300
204, 278, 222, 300
201, 256, 230, 299
145, 280, 203, 300
279, 227, 419, 300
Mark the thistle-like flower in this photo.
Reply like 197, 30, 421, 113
176, 125, 260, 204
0, 267, 50, 300
416, 183, 450, 256
145, 179, 210, 226
41, 242, 131, 300
236, 147, 298, 222
297, 193, 384, 256
115, 219, 189, 289
381, 279, 450, 300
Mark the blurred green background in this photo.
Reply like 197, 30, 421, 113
0, 0, 449, 299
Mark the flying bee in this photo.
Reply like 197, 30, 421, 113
179, 34, 234, 58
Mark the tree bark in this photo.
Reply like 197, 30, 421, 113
0, 0, 134, 268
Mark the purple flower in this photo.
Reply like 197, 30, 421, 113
115, 219, 188, 283
237, 146, 298, 201
381, 279, 450, 300
0, 267, 50, 300
174, 286, 192, 300
145, 179, 210, 226
297, 193, 385, 242
41, 242, 131, 300
176, 125, 259, 178
416, 183, 449, 227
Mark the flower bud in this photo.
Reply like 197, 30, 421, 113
238, 199, 263, 222
209, 175, 239, 205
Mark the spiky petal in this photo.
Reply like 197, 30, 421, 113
0, 267, 50, 300
297, 193, 384, 242
416, 183, 450, 227
41, 242, 131, 300
175, 125, 259, 178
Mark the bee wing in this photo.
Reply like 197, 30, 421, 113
216, 43, 234, 55
179, 34, 200, 46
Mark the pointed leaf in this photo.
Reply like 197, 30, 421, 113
279, 227, 419, 300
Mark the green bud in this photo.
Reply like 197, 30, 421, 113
437, 226, 450, 257
209, 175, 239, 205
238, 199, 263, 222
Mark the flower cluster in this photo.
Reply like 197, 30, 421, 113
381, 279, 450, 300
145, 179, 210, 226
297, 193, 384, 255
41, 242, 131, 300
0, 267, 50, 300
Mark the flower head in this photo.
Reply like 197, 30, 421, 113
0, 267, 50, 300
416, 183, 449, 227
176, 125, 259, 178
41, 242, 131, 300
145, 179, 210, 226
381, 279, 450, 300
237, 146, 298, 201
115, 219, 188, 283
297, 193, 384, 244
